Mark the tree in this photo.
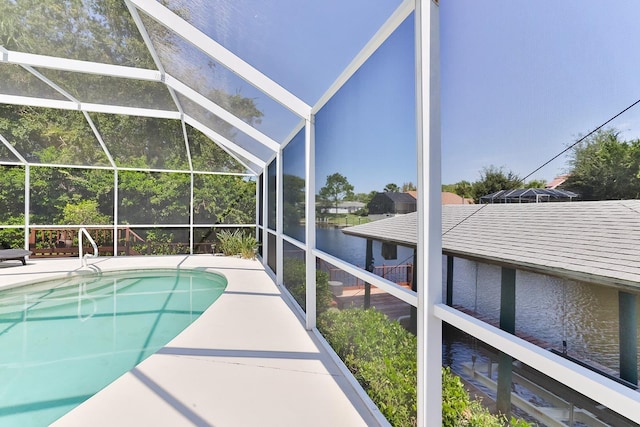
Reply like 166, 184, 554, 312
318, 173, 354, 211
563, 129, 640, 200
384, 183, 399, 192
524, 179, 547, 189
453, 180, 473, 198
471, 166, 521, 203
282, 174, 305, 227
401, 182, 417, 192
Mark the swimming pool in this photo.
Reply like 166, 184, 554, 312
0, 268, 227, 427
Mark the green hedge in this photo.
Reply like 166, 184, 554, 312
317, 308, 531, 427
282, 259, 333, 314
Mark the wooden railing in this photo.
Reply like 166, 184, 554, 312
29, 228, 146, 257
319, 259, 414, 289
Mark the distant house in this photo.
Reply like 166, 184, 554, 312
441, 191, 474, 205
324, 201, 365, 214
546, 174, 570, 189
368, 192, 417, 219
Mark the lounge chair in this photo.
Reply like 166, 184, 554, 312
0, 249, 32, 265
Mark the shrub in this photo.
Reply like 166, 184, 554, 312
318, 308, 532, 427
282, 259, 333, 314
216, 229, 259, 259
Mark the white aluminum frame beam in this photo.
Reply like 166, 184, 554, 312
2, 50, 162, 81
166, 75, 280, 152
128, 0, 312, 120
435, 304, 640, 424
0, 94, 181, 119
0, 134, 27, 164
184, 115, 264, 173
416, 1, 442, 426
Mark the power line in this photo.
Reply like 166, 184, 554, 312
442, 97, 640, 237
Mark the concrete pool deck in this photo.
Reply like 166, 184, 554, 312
0, 255, 387, 427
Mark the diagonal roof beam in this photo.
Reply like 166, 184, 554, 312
0, 133, 28, 164
184, 115, 265, 173
165, 76, 279, 152
128, 0, 311, 120
1, 49, 280, 153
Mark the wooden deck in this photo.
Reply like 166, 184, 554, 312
333, 284, 413, 321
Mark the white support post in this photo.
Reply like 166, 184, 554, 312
189, 172, 195, 255
24, 164, 30, 250
416, 1, 442, 427
113, 169, 119, 256
255, 174, 261, 245
304, 118, 317, 330
262, 165, 269, 270
276, 150, 284, 286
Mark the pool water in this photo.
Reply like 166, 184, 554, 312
0, 269, 227, 427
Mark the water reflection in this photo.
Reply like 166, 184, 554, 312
446, 257, 640, 374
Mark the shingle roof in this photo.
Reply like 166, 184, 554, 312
381, 192, 418, 204
342, 200, 640, 290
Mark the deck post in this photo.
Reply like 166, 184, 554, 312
364, 239, 373, 309
446, 255, 454, 306
497, 267, 516, 418
619, 291, 638, 385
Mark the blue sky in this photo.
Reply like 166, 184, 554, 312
193, 1, 640, 190
440, 0, 640, 184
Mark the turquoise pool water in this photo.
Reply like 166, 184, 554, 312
0, 269, 227, 427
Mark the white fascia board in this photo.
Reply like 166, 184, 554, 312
434, 304, 640, 423
0, 94, 78, 110
183, 115, 265, 171
312, 248, 418, 307
312, 0, 414, 114
81, 103, 181, 120
166, 75, 279, 152
3, 50, 161, 82
128, 0, 311, 120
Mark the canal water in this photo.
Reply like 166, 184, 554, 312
311, 226, 640, 377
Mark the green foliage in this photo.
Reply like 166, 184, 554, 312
318, 308, 416, 426
318, 173, 354, 210
216, 229, 259, 259
401, 182, 417, 192
471, 166, 521, 203
62, 200, 110, 225
0, 228, 23, 249
282, 259, 333, 314
564, 129, 640, 200
193, 175, 256, 225
134, 229, 188, 255
384, 183, 400, 192
0, 165, 25, 224
524, 179, 547, 189
318, 308, 532, 427
282, 174, 305, 227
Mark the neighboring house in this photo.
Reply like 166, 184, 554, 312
324, 201, 365, 214
546, 174, 570, 189
441, 191, 474, 205
368, 192, 417, 220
